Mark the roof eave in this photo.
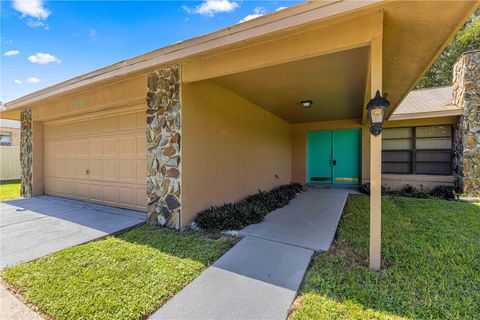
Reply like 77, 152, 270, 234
4, 0, 382, 111
389, 107, 463, 121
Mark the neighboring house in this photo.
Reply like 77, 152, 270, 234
1, 1, 478, 238
0, 119, 21, 147
0, 119, 21, 180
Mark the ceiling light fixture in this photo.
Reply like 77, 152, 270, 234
301, 100, 313, 108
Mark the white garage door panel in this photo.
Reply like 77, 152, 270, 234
44, 109, 147, 211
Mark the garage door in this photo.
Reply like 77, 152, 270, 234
44, 108, 147, 211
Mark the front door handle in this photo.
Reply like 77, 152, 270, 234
333, 159, 337, 166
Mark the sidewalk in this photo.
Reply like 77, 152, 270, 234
0, 284, 43, 320
150, 188, 350, 319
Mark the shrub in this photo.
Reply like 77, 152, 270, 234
195, 183, 303, 231
399, 184, 415, 197
399, 185, 430, 199
359, 183, 388, 195
430, 185, 457, 200
415, 186, 430, 199
361, 183, 457, 201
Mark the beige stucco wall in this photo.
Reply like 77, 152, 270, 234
31, 121, 43, 195
382, 174, 454, 191
181, 80, 292, 226
29, 72, 148, 122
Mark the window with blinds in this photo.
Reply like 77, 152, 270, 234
0, 132, 12, 146
382, 126, 452, 175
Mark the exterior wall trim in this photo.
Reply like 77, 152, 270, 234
389, 108, 463, 121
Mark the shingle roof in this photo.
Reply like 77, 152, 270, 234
393, 86, 455, 115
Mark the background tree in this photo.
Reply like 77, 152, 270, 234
417, 9, 480, 88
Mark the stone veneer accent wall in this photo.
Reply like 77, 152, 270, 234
20, 108, 33, 197
452, 51, 480, 196
146, 65, 182, 229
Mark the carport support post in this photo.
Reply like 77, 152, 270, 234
146, 65, 182, 230
20, 108, 44, 198
369, 36, 382, 271
20, 109, 33, 197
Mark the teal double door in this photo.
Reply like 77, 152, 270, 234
307, 129, 361, 185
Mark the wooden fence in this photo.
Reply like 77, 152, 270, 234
0, 146, 21, 180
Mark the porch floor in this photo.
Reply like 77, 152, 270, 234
240, 187, 354, 251
150, 187, 352, 320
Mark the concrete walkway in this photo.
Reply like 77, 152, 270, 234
152, 237, 313, 320
240, 187, 352, 251
151, 188, 351, 320
1, 196, 146, 269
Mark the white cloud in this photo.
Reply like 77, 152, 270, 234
4, 50, 20, 57
239, 7, 266, 23
183, 0, 239, 17
14, 79, 23, 85
275, 6, 287, 12
12, 0, 50, 20
27, 19, 49, 29
25, 77, 40, 84
28, 52, 60, 64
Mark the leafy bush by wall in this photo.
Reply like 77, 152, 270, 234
399, 185, 430, 199
359, 183, 389, 195
360, 183, 458, 201
194, 183, 303, 231
429, 185, 457, 201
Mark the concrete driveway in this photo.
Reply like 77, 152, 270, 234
1, 196, 146, 269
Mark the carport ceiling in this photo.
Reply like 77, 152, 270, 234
213, 46, 369, 124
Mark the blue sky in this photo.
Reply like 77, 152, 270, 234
1, 0, 302, 102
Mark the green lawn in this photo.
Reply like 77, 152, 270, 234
2, 226, 236, 320
290, 195, 480, 320
0, 179, 21, 202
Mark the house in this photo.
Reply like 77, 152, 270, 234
0, 119, 21, 180
0, 119, 21, 147
1, 1, 478, 270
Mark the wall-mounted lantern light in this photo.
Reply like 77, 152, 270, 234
366, 90, 390, 136
301, 100, 313, 109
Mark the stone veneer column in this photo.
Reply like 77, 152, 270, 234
20, 108, 33, 197
452, 51, 480, 196
146, 65, 182, 229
